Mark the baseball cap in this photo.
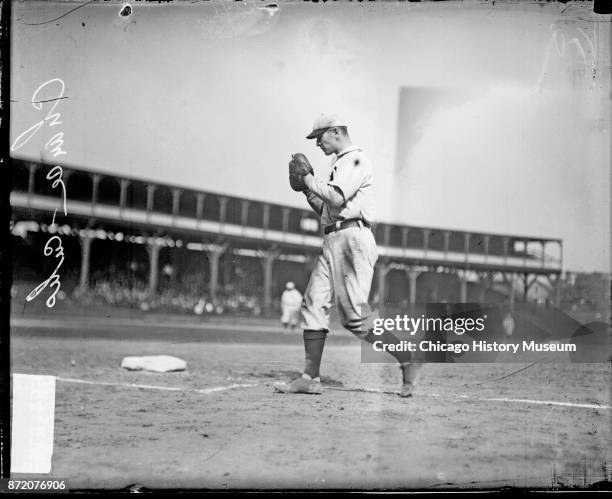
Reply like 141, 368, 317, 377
306, 114, 347, 139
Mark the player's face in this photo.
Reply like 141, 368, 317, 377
316, 128, 337, 156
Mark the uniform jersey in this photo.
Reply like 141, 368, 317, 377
281, 289, 303, 309
323, 145, 375, 226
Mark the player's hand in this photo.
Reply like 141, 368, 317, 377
289, 153, 314, 192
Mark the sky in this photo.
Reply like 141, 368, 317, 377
9, 0, 611, 272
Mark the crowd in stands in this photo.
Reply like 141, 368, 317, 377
88, 268, 264, 316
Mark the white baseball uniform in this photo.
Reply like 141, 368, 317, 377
281, 288, 303, 326
300, 145, 378, 334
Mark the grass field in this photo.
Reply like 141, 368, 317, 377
10, 316, 612, 490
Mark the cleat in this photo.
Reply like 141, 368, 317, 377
273, 375, 323, 394
399, 362, 419, 398
399, 381, 415, 398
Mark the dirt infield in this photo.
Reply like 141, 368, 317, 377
10, 321, 612, 490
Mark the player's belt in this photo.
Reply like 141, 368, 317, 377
323, 218, 371, 235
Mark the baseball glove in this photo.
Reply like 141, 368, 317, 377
289, 153, 314, 192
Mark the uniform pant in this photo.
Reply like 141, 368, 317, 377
281, 305, 300, 326
301, 226, 378, 333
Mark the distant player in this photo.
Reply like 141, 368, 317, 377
275, 114, 422, 397
502, 311, 515, 341
280, 282, 302, 331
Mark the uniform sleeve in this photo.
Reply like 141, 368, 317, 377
304, 190, 324, 216
329, 154, 370, 203
306, 176, 345, 209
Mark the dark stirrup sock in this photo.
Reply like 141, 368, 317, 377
303, 329, 327, 379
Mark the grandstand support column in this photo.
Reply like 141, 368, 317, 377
219, 197, 228, 225
27, 162, 37, 195
401, 228, 409, 249
503, 237, 509, 265
222, 251, 233, 290
406, 267, 421, 305
433, 268, 440, 302
383, 225, 391, 247
119, 179, 129, 213
146, 238, 163, 297
545, 273, 561, 307
459, 269, 468, 303
241, 200, 250, 226
522, 273, 538, 302
260, 246, 281, 316
464, 233, 471, 266
443, 231, 450, 261
422, 229, 430, 258
502, 272, 517, 312
78, 227, 94, 294
206, 242, 229, 304
262, 204, 270, 232
196, 193, 205, 220
171, 188, 182, 222
92, 174, 101, 205
477, 272, 485, 303
146, 185, 156, 222
477, 271, 492, 303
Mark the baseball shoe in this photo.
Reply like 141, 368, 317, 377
399, 380, 415, 398
273, 374, 323, 394
399, 362, 418, 398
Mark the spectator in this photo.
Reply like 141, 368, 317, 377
82, 267, 263, 316
280, 281, 303, 331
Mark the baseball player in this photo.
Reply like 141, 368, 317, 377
280, 281, 302, 330
274, 114, 422, 397
502, 311, 515, 341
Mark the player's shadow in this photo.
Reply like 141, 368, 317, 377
253, 369, 345, 387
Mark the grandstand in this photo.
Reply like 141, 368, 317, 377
10, 159, 563, 314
